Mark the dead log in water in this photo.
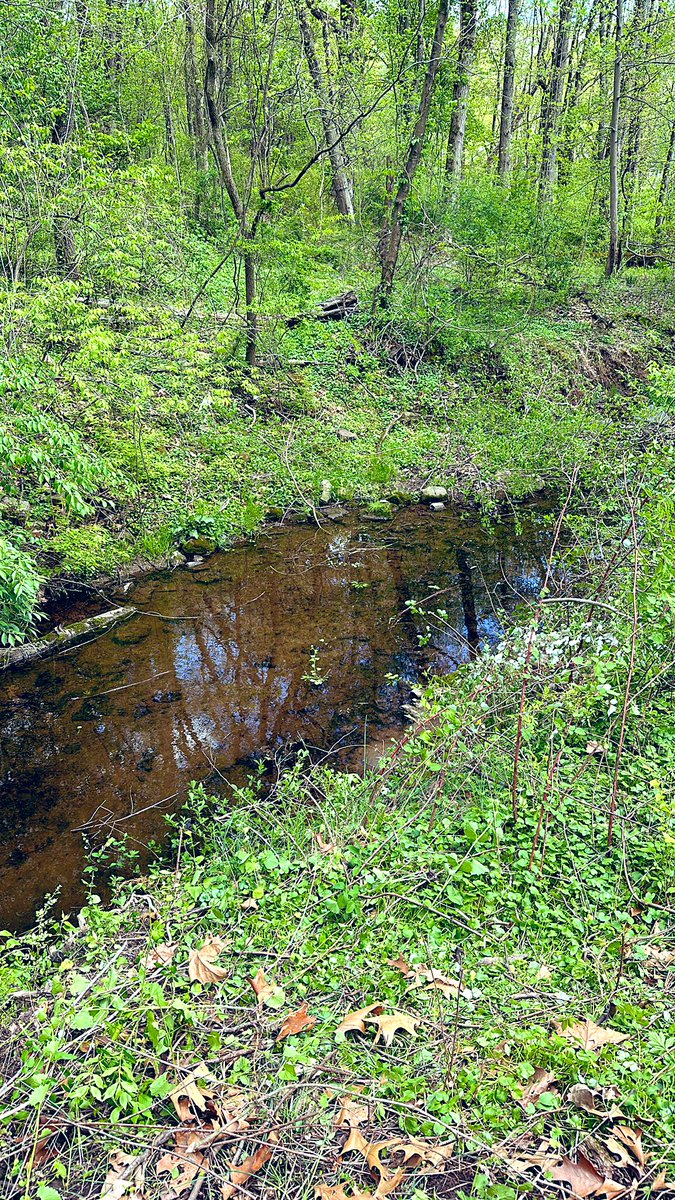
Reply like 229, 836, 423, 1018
1, 607, 136, 671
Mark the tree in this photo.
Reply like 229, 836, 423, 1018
497, 0, 519, 177
296, 1, 355, 218
606, 0, 623, 275
375, 0, 450, 306
539, 0, 574, 202
446, 0, 479, 180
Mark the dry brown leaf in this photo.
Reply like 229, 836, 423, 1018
316, 1176, 406, 1200
169, 1063, 215, 1122
334, 1090, 370, 1129
250, 967, 284, 1008
221, 1131, 279, 1199
241, 897, 258, 911
552, 1152, 607, 1197
366, 1010, 419, 1047
387, 954, 412, 975
156, 1147, 205, 1197
276, 1002, 317, 1041
142, 943, 176, 970
314, 831, 338, 854
604, 1138, 635, 1169
569, 1083, 598, 1113
372, 1169, 407, 1197
597, 1181, 628, 1199
101, 1149, 146, 1200
518, 1068, 557, 1110
611, 1126, 646, 1168
336, 1002, 384, 1036
342, 1128, 399, 1180
391, 1138, 454, 1168
188, 936, 228, 984
652, 1170, 672, 1191
554, 1019, 629, 1052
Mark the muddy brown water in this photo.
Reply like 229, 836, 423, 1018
0, 505, 551, 932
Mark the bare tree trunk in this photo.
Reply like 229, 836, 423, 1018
297, 2, 355, 218
375, 0, 449, 307
606, 0, 623, 275
538, 0, 573, 203
445, 0, 478, 180
182, 0, 208, 176
498, 0, 519, 177
655, 116, 675, 236
204, 0, 257, 365
51, 109, 80, 280
619, 0, 648, 251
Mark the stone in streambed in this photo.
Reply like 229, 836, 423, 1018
420, 486, 448, 502
320, 480, 333, 504
180, 535, 217, 556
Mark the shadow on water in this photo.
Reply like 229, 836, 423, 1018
0, 504, 552, 931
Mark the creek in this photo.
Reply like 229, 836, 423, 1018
0, 504, 551, 930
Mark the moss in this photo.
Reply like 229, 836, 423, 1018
49, 525, 134, 578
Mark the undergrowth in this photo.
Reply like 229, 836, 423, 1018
1, 454, 675, 1199
1, 268, 674, 644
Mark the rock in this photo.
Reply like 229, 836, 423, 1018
420, 485, 448, 502
429, 501, 446, 512
0, 496, 30, 525
336, 428, 358, 441
187, 555, 204, 567
266, 506, 286, 521
168, 551, 187, 567
388, 490, 414, 505
180, 535, 217, 556
320, 480, 333, 504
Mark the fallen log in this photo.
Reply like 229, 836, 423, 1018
1, 606, 136, 671
287, 291, 359, 328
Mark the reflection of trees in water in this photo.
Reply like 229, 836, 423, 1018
456, 548, 480, 658
0, 511, 550, 929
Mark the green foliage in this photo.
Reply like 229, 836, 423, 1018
0, 536, 42, 645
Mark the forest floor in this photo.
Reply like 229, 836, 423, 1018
1, 269, 675, 1199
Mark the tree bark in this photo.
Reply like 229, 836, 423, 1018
606, 0, 623, 276
375, 0, 449, 307
182, 0, 209, 177
497, 0, 519, 177
446, 0, 478, 180
204, 0, 257, 365
655, 116, 675, 237
297, 2, 355, 218
538, 0, 573, 202
51, 108, 80, 280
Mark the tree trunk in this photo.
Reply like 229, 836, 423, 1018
446, 0, 478, 180
204, 0, 257, 365
375, 0, 449, 306
51, 108, 80, 280
538, 0, 573, 202
297, 2, 355, 218
606, 0, 623, 276
182, 0, 208, 177
498, 0, 519, 177
655, 116, 675, 237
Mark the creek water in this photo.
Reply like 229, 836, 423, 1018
0, 504, 551, 931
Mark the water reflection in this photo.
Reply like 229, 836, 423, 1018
0, 505, 550, 930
